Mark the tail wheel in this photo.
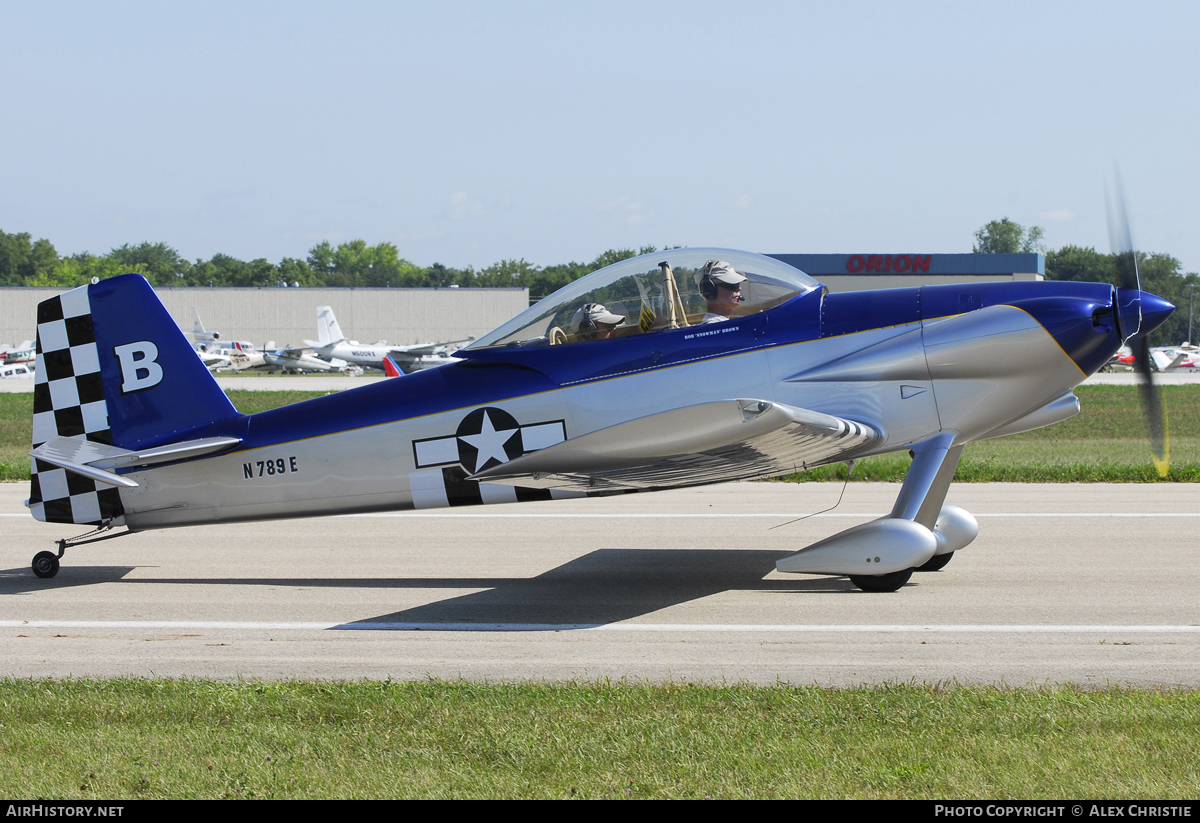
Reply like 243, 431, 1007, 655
31, 551, 60, 579
849, 568, 913, 592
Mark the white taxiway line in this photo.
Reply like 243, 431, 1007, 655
3, 621, 1199, 633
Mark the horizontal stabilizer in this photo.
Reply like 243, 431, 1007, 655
31, 434, 242, 488
471, 399, 880, 491
28, 437, 138, 488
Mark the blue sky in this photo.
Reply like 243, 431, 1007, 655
3, 1, 1197, 271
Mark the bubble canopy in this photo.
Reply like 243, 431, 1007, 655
466, 248, 820, 351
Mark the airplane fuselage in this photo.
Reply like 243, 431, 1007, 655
116, 280, 1127, 530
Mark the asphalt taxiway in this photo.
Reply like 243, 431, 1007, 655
1, 482, 1197, 686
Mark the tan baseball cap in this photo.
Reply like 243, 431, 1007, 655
694, 260, 747, 287
571, 302, 625, 333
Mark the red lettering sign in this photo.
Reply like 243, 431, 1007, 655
845, 254, 931, 274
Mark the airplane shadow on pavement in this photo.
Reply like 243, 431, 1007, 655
0, 548, 895, 625
0, 565, 139, 594
346, 548, 860, 629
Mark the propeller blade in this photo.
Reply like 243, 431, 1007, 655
1107, 168, 1169, 477
1130, 332, 1170, 477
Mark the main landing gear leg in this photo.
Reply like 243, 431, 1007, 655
775, 434, 976, 592
849, 434, 964, 592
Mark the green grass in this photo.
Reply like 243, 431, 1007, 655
0, 393, 32, 482
1, 680, 1197, 799
3, 386, 1198, 483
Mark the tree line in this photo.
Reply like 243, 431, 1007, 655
0, 230, 655, 302
3, 222, 1195, 344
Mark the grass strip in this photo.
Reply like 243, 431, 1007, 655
2, 386, 1198, 483
1, 680, 1198, 799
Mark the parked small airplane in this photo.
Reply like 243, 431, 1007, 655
304, 305, 472, 373
23, 247, 1173, 591
0, 341, 36, 366
189, 311, 265, 371
0, 362, 35, 379
189, 309, 221, 353
262, 342, 352, 374
194, 348, 232, 372
1114, 344, 1193, 372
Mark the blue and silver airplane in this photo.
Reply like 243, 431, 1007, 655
25, 247, 1173, 591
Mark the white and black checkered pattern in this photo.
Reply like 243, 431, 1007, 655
28, 285, 125, 525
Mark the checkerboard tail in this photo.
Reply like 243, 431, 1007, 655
29, 275, 242, 525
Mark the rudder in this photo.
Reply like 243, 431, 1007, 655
29, 275, 242, 525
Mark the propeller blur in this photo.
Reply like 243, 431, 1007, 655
1108, 171, 1173, 477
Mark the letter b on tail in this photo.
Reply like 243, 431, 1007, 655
114, 341, 163, 393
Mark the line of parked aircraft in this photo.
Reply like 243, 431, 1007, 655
1106, 342, 1199, 373
188, 307, 473, 376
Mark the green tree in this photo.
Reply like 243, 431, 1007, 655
1044, 245, 1112, 283
34, 253, 147, 287
422, 262, 471, 288
475, 258, 540, 289
107, 242, 190, 286
305, 240, 423, 287
973, 218, 1045, 254
277, 257, 316, 287
307, 241, 336, 276
0, 230, 58, 285
186, 254, 277, 287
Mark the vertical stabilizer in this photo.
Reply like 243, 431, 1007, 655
29, 275, 243, 525
317, 306, 346, 346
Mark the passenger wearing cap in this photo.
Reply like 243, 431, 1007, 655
695, 260, 747, 323
571, 302, 625, 341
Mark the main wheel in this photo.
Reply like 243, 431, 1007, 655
31, 551, 60, 579
848, 568, 913, 592
916, 551, 954, 572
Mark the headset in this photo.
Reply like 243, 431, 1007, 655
698, 262, 745, 303
576, 303, 598, 333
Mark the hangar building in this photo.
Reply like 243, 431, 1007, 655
0, 286, 529, 353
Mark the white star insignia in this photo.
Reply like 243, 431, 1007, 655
459, 410, 519, 471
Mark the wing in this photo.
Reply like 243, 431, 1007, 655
389, 337, 474, 357
388, 344, 441, 357
470, 399, 881, 492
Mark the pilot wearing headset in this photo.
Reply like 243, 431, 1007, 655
695, 260, 747, 324
571, 302, 626, 341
